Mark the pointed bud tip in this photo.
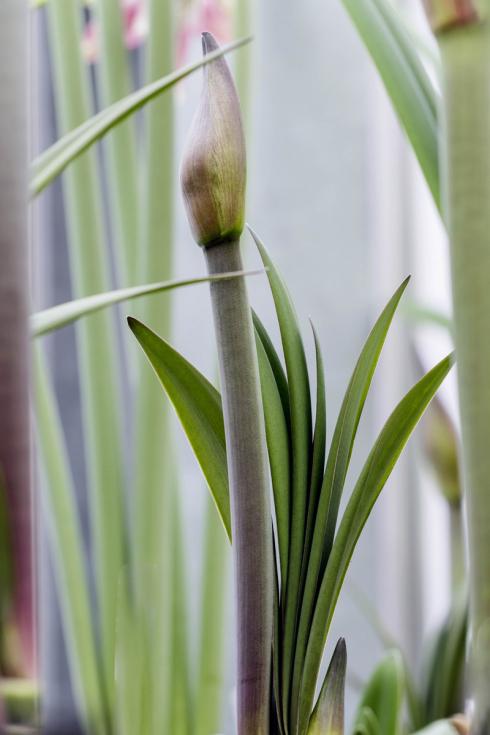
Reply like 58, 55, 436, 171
202, 31, 219, 55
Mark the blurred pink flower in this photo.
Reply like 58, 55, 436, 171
177, 0, 232, 66
82, 0, 148, 64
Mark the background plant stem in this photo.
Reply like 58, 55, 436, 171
0, 0, 34, 680
204, 240, 273, 735
438, 19, 490, 733
95, 0, 139, 285
47, 1, 126, 718
132, 0, 176, 730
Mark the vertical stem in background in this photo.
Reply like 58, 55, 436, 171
95, 0, 139, 285
431, 7, 490, 732
46, 1, 126, 719
195, 493, 230, 735
205, 241, 273, 735
234, 0, 253, 131
33, 348, 107, 735
133, 0, 175, 730
0, 1, 34, 680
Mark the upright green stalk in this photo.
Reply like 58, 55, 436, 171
133, 0, 175, 730
424, 3, 490, 731
47, 2, 126, 717
95, 0, 139, 285
181, 33, 273, 735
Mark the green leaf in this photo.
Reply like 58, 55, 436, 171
31, 36, 251, 196
353, 707, 381, 735
291, 278, 409, 731
248, 225, 312, 727
307, 638, 346, 735
31, 271, 261, 338
128, 318, 231, 539
338, 0, 440, 209
298, 352, 455, 733
256, 333, 291, 585
253, 311, 291, 426
354, 651, 405, 735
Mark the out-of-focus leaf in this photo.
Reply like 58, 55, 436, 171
353, 707, 381, 735
307, 638, 346, 735
31, 270, 260, 337
412, 721, 462, 735
298, 352, 454, 732
354, 651, 405, 735
31, 36, 252, 196
421, 596, 467, 725
128, 318, 230, 539
338, 0, 440, 209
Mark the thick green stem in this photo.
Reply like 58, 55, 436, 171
204, 240, 273, 735
438, 18, 490, 733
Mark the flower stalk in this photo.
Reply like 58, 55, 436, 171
424, 5, 490, 731
181, 32, 273, 734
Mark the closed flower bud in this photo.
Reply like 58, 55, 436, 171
181, 32, 246, 247
422, 0, 481, 33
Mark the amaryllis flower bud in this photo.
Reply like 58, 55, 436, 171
181, 32, 246, 247
421, 0, 481, 33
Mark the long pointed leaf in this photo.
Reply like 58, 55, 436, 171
127, 318, 230, 538
248, 225, 312, 727
298, 352, 454, 733
338, 0, 440, 208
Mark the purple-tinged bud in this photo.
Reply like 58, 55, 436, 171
180, 32, 246, 247
422, 0, 482, 33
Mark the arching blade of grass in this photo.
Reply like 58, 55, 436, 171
298, 352, 454, 734
248, 226, 312, 727
337, 0, 440, 209
30, 37, 252, 197
33, 347, 106, 734
291, 278, 409, 730
31, 271, 260, 337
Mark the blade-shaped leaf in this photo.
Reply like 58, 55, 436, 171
298, 352, 454, 733
253, 311, 291, 426
128, 318, 231, 538
354, 651, 405, 735
31, 36, 251, 196
291, 278, 409, 730
307, 638, 346, 735
338, 0, 440, 209
248, 225, 312, 726
256, 334, 291, 585
31, 271, 261, 338
353, 707, 381, 735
